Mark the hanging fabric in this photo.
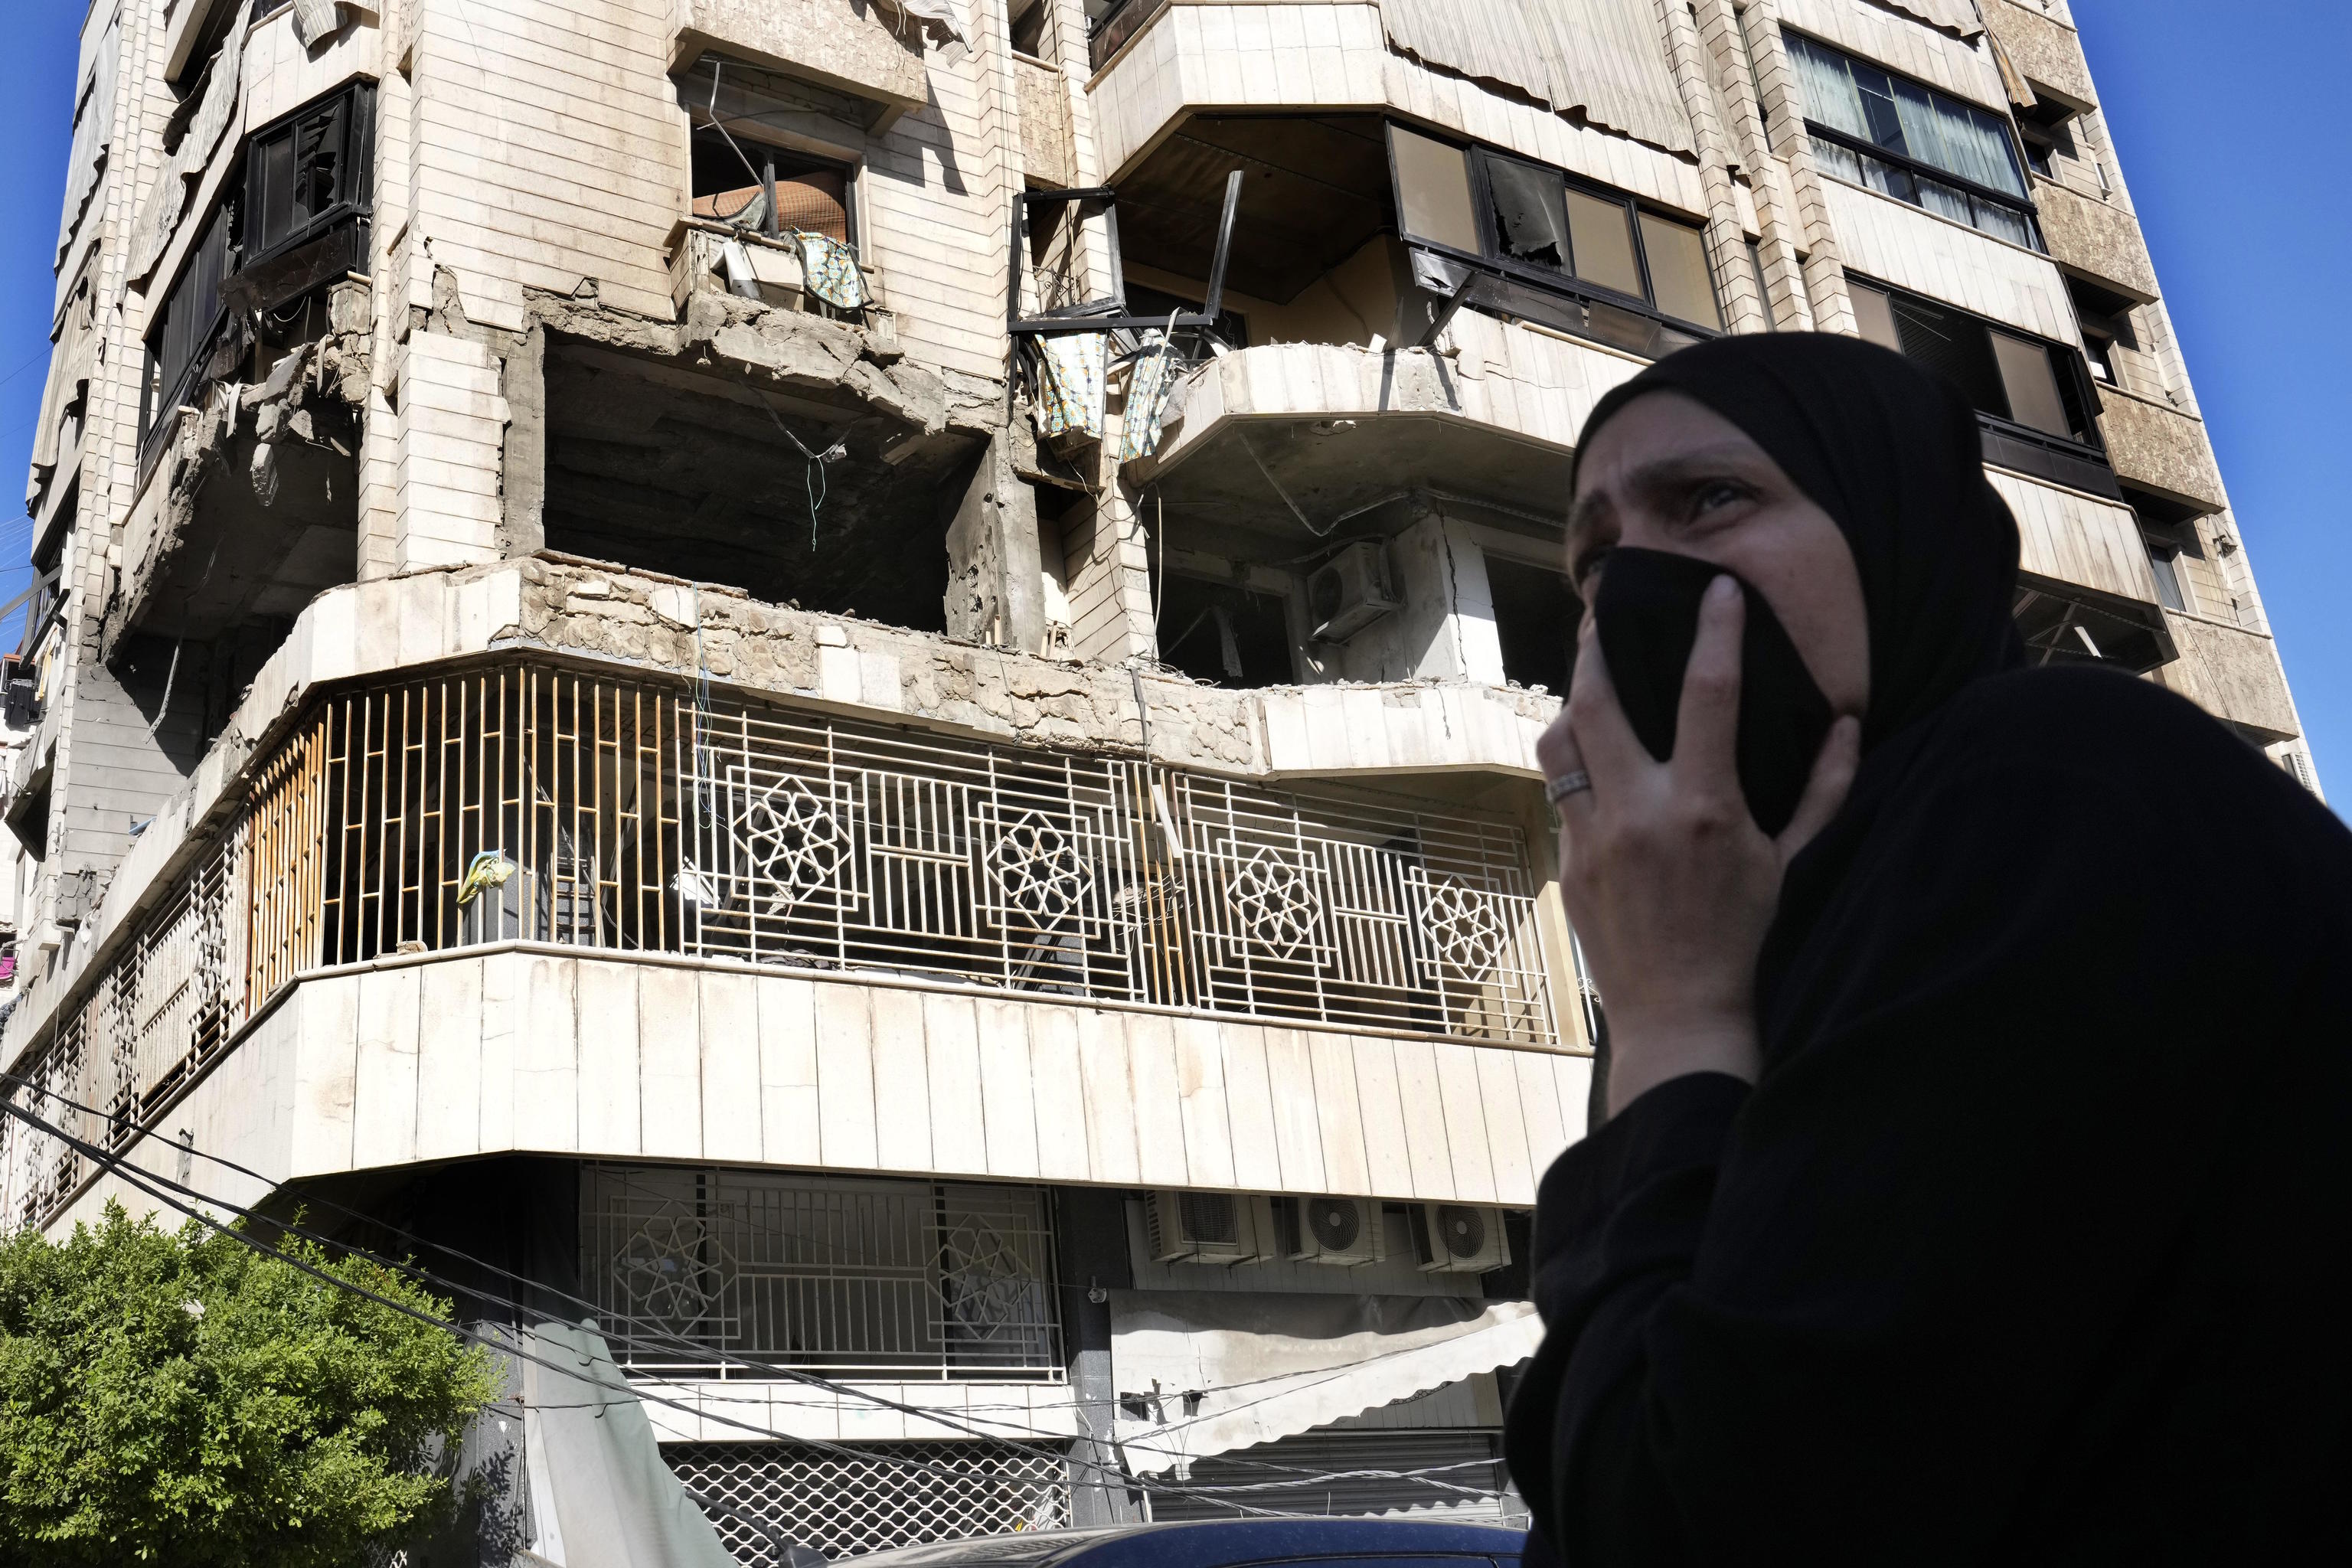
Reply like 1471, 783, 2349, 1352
790, 230, 868, 309
877, 0, 967, 46
1118, 334, 1183, 462
1028, 333, 1106, 442
289, 0, 345, 47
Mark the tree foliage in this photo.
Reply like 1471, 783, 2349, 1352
0, 1203, 501, 1567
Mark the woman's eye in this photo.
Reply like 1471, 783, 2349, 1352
1693, 481, 1747, 514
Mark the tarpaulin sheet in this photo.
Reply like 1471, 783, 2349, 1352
521, 1324, 740, 1568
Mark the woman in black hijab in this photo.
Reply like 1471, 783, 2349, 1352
1508, 332, 2352, 1562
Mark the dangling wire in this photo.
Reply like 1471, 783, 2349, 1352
756, 393, 847, 550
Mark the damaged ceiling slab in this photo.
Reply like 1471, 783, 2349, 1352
103, 292, 371, 662
1136, 408, 1576, 546
534, 291, 984, 633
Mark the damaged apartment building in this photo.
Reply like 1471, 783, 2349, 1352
0, 0, 2321, 1558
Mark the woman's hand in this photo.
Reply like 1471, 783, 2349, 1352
1540, 575, 1861, 1116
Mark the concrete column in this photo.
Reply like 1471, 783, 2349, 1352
391, 326, 511, 573
1057, 1187, 1142, 1527
1743, 2, 1858, 336
1697, 0, 1815, 329
1656, 0, 1768, 334
946, 434, 1048, 654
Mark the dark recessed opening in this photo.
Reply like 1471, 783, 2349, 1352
1113, 113, 1392, 304
1485, 554, 1577, 694
1156, 573, 1295, 688
540, 337, 969, 632
2013, 583, 2169, 674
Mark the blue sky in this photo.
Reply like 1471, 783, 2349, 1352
0, 3, 2342, 799
2071, 0, 2352, 803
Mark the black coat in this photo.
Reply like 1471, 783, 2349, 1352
1506, 667, 2352, 1562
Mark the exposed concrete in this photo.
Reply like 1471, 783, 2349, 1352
498, 321, 549, 557
673, 0, 929, 127
103, 279, 373, 665
418, 279, 988, 631
944, 435, 1047, 654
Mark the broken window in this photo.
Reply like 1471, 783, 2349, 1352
244, 83, 374, 263
1156, 574, 1295, 688
1851, 278, 2109, 495
1851, 280, 2099, 446
1485, 156, 1570, 272
139, 199, 237, 472
690, 128, 855, 246
1392, 126, 1724, 346
1127, 281, 1247, 351
1485, 554, 1579, 696
1011, 0, 1053, 57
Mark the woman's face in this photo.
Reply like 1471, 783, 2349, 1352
1568, 390, 1871, 720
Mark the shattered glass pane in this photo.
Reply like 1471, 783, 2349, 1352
1485, 156, 1569, 271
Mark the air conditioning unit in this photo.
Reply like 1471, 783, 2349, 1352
1278, 1195, 1386, 1267
1305, 541, 1400, 642
1146, 1191, 1273, 1265
1408, 1203, 1510, 1274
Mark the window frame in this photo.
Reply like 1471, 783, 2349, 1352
688, 124, 864, 254
1383, 122, 1726, 350
1783, 28, 2043, 250
1848, 273, 2115, 496
240, 80, 376, 274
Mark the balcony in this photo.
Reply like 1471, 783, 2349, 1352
1981, 0, 2096, 109
1129, 312, 1633, 531
2034, 179, 2158, 304
2154, 612, 2299, 743
0, 638, 1578, 1232
2096, 387, 2225, 515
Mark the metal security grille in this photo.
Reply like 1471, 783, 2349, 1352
2, 658, 1557, 1230
667, 1439, 1073, 1563
0, 730, 310, 1227
1145, 1430, 1523, 1524
583, 1166, 1062, 1378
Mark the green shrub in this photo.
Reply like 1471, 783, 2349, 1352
0, 1202, 500, 1567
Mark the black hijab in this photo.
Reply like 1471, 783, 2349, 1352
1570, 332, 2026, 750
1508, 334, 2352, 1560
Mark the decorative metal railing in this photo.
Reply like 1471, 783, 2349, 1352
2, 662, 1557, 1228
584, 1165, 1063, 1379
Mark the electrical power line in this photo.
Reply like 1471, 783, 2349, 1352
0, 1069, 1517, 1438
0, 1093, 1337, 1515
0, 1089, 1513, 1507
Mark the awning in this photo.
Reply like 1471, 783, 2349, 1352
1109, 1292, 1544, 1475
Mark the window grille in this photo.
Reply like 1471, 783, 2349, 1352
668, 1439, 1073, 1563
583, 1166, 1063, 1378
1, 660, 1557, 1230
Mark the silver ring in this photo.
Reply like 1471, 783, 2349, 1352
1545, 770, 1592, 805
